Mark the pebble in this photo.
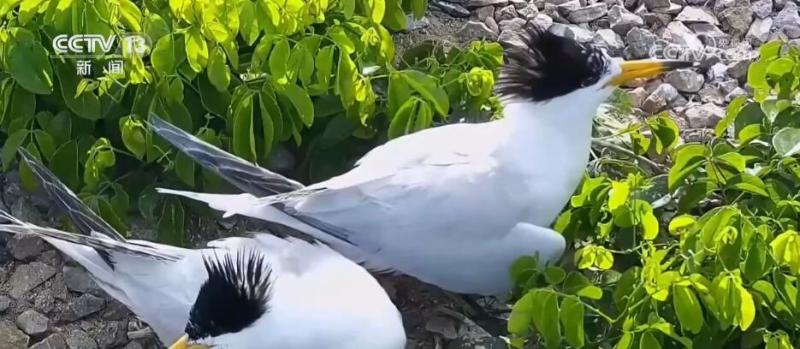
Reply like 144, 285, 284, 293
593, 29, 626, 55
15, 309, 49, 336
718, 6, 754, 35
458, 21, 500, 41
643, 83, 680, 113
567, 3, 609, 22
685, 103, 726, 128
608, 5, 645, 35
59, 294, 106, 322
751, 0, 773, 17
8, 236, 45, 261
63, 266, 104, 296
675, 6, 720, 24
65, 329, 98, 349
465, 0, 510, 7
773, 2, 800, 38
746, 17, 772, 45
496, 4, 520, 21
0, 295, 12, 313
625, 27, 657, 58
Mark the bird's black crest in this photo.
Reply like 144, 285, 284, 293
186, 248, 273, 340
494, 22, 609, 102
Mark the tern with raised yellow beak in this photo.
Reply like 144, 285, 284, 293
153, 23, 696, 296
0, 150, 406, 349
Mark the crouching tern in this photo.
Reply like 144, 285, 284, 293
153, 23, 695, 295
0, 150, 406, 349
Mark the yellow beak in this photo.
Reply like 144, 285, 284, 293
609, 59, 697, 86
168, 335, 209, 349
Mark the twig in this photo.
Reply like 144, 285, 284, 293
592, 139, 669, 174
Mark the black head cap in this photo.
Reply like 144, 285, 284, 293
185, 249, 273, 340
494, 22, 610, 102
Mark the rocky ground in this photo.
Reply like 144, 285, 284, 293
2, 0, 799, 348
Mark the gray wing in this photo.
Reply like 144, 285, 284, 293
148, 113, 304, 196
18, 148, 126, 241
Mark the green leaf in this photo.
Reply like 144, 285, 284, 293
280, 84, 314, 128
289, 45, 315, 86
152, 34, 184, 75
772, 127, 800, 157
388, 98, 417, 139
33, 130, 56, 161
544, 266, 566, 285
530, 290, 561, 349
231, 92, 256, 162
336, 52, 357, 106
2, 130, 28, 171
728, 174, 769, 197
158, 197, 185, 246
19, 145, 40, 192
559, 297, 585, 348
207, 47, 231, 91
508, 291, 535, 337
715, 96, 747, 137
120, 116, 147, 160
738, 124, 762, 145
647, 113, 680, 154
410, 0, 427, 19
739, 285, 756, 330
608, 181, 629, 212
19, 0, 46, 24
315, 46, 335, 89
399, 70, 449, 116
381, 0, 407, 30
239, 1, 260, 45
175, 152, 195, 187
563, 272, 603, 300
673, 285, 703, 334
49, 141, 79, 190
6, 28, 54, 94
668, 144, 708, 191
269, 38, 290, 84
185, 27, 209, 72
639, 332, 661, 349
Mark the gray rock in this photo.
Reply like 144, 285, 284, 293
662, 21, 705, 52
495, 4, 519, 21
499, 17, 527, 31
629, 87, 650, 108
774, 0, 786, 10
15, 309, 48, 336
644, 0, 671, 10
59, 294, 106, 321
0, 320, 29, 349
465, 0, 510, 7
121, 342, 144, 349
625, 27, 658, 58
29, 334, 68, 349
567, 3, 609, 22
746, 17, 773, 45
8, 236, 45, 261
65, 329, 98, 349
727, 58, 753, 81
707, 62, 729, 81
517, 4, 539, 18
726, 87, 748, 101
773, 2, 800, 39
530, 13, 555, 28
689, 23, 732, 46
458, 21, 499, 41
643, 83, 680, 113
426, 316, 458, 340
96, 321, 129, 348
665, 69, 705, 92
714, 0, 750, 13
719, 6, 754, 35
485, 16, 500, 33
543, 3, 568, 23
608, 5, 644, 35
698, 84, 726, 104
751, 0, 773, 17
557, 0, 582, 14
652, 2, 684, 14
549, 22, 595, 42
510, 0, 529, 8
498, 18, 529, 48
472, 5, 495, 20
63, 266, 103, 296
642, 12, 673, 28
431, 1, 471, 16
8, 262, 56, 299
676, 6, 720, 24
685, 103, 725, 128
545, 0, 574, 5
447, 337, 508, 349
593, 29, 625, 55
0, 295, 12, 313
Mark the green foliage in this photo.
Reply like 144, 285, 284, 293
0, 0, 501, 242
509, 41, 800, 349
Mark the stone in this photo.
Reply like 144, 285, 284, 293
644, 0, 671, 10
29, 334, 68, 349
726, 87, 748, 101
662, 21, 705, 53
517, 4, 539, 18
59, 294, 106, 321
714, 0, 750, 13
495, 4, 519, 21
0, 295, 12, 313
465, 0, 509, 7
549, 22, 595, 42
652, 2, 684, 14
642, 12, 673, 28
774, 0, 786, 10
643, 83, 680, 113
426, 316, 458, 340
63, 266, 103, 295
689, 23, 732, 46
530, 13, 554, 28
545, 0, 573, 5
431, 1, 471, 17
719, 6, 754, 35
707, 62, 729, 81
8, 262, 56, 299
458, 21, 499, 41
629, 87, 650, 108
543, 3, 568, 22
624, 27, 657, 58
746, 17, 773, 45
95, 321, 129, 348
676, 6, 720, 24
0, 321, 29, 349
7, 236, 45, 261
472, 5, 495, 20
751, 0, 773, 17
15, 309, 49, 336
557, 0, 582, 14
447, 337, 508, 349
65, 329, 98, 349
499, 17, 527, 32
665, 69, 705, 92
608, 5, 644, 35
593, 29, 625, 55
773, 2, 800, 39
122, 342, 144, 349
698, 84, 725, 104
567, 3, 608, 22
685, 103, 725, 128
510, 0, 528, 8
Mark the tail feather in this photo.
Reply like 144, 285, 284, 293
18, 149, 126, 242
148, 113, 304, 196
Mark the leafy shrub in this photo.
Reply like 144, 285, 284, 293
0, 0, 502, 243
508, 41, 800, 349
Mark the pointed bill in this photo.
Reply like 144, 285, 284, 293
609, 59, 698, 86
